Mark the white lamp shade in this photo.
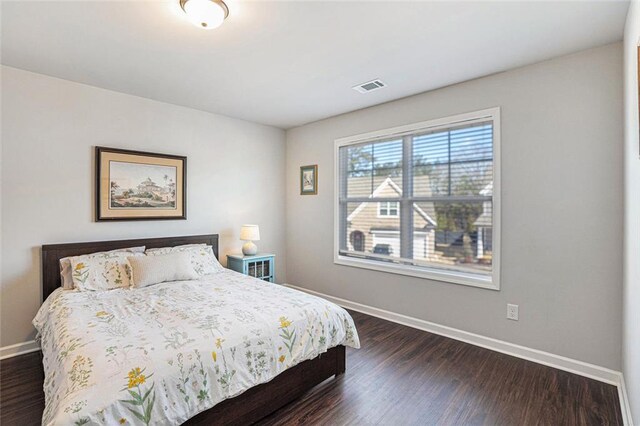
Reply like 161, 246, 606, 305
182, 0, 226, 29
240, 225, 260, 241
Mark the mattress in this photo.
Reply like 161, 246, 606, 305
33, 270, 360, 425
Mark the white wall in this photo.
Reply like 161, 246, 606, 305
286, 43, 623, 370
0, 66, 286, 348
623, 0, 640, 421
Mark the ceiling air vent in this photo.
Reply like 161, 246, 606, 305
352, 79, 386, 94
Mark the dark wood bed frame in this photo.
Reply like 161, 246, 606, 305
41, 234, 346, 425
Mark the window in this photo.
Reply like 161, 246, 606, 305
378, 201, 399, 217
334, 108, 500, 289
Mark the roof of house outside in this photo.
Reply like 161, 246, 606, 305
346, 176, 437, 226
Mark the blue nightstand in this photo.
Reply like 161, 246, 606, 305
227, 253, 275, 283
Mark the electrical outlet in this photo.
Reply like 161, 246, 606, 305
507, 304, 519, 321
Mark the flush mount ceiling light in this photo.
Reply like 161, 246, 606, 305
179, 0, 229, 30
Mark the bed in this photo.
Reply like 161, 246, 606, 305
37, 234, 359, 425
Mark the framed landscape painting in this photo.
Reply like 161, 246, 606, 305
96, 146, 186, 221
300, 164, 318, 195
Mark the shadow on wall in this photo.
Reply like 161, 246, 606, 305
2, 246, 41, 345
217, 227, 235, 267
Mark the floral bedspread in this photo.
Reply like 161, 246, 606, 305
33, 271, 360, 425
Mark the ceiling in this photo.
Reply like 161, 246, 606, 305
1, 1, 630, 129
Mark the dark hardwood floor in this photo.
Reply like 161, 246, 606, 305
0, 349, 45, 425
0, 310, 622, 425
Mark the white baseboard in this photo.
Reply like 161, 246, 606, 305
284, 283, 633, 425
0, 340, 40, 360
619, 374, 635, 426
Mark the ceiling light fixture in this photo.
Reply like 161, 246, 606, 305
179, 0, 229, 30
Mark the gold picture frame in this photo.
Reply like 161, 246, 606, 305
96, 146, 186, 221
300, 164, 318, 195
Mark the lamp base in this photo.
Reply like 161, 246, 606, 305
242, 241, 258, 256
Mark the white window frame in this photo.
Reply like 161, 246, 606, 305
333, 107, 501, 290
378, 201, 399, 217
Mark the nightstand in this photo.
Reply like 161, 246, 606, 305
227, 253, 275, 283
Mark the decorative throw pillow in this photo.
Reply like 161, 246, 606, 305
69, 251, 144, 291
60, 246, 145, 290
128, 252, 199, 288
145, 244, 223, 275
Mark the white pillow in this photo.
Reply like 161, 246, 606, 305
128, 252, 199, 288
145, 244, 223, 275
60, 246, 146, 290
69, 251, 144, 291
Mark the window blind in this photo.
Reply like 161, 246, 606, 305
336, 115, 496, 283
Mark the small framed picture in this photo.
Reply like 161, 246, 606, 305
96, 146, 187, 221
300, 165, 318, 195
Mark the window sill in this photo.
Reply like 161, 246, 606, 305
334, 255, 499, 290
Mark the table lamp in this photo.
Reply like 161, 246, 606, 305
240, 224, 260, 255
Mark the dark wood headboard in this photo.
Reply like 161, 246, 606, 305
42, 234, 219, 301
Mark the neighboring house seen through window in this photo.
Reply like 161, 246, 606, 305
335, 108, 500, 289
